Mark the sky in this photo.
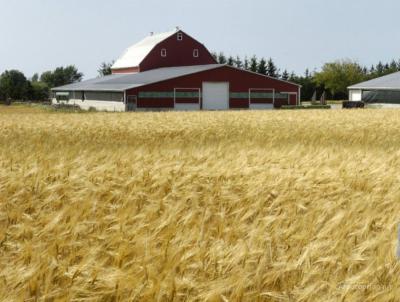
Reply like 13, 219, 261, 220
1, 0, 400, 79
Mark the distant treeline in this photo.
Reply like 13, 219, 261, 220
212, 52, 400, 100
1, 56, 400, 103
0, 66, 82, 103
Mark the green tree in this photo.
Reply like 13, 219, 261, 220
30, 81, 49, 101
389, 60, 398, 73
234, 56, 243, 69
211, 52, 218, 62
376, 61, 384, 76
314, 60, 365, 99
227, 56, 235, 66
281, 69, 289, 81
249, 56, 258, 72
40, 65, 83, 88
31, 73, 39, 82
266, 58, 278, 78
243, 56, 249, 70
257, 58, 267, 75
0, 70, 30, 101
98, 61, 114, 77
217, 52, 227, 64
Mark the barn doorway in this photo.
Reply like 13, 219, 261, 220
126, 95, 137, 111
202, 82, 229, 110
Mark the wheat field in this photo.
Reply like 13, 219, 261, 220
0, 105, 400, 301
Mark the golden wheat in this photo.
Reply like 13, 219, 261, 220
0, 105, 400, 301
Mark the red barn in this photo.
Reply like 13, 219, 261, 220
52, 29, 301, 111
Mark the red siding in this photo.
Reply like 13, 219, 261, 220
140, 31, 217, 71
126, 66, 300, 109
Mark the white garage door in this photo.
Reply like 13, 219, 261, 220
202, 82, 229, 110
349, 90, 362, 101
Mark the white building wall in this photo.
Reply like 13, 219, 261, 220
366, 103, 400, 109
52, 91, 126, 112
349, 89, 362, 101
52, 98, 126, 112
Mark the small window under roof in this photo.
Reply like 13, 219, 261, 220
177, 32, 183, 41
161, 48, 167, 57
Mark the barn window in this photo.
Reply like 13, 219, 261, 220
193, 49, 199, 57
177, 33, 183, 41
161, 48, 167, 57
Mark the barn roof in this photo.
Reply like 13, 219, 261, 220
348, 71, 400, 90
52, 64, 223, 92
112, 30, 177, 70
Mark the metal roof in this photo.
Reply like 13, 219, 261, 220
52, 64, 223, 92
348, 71, 400, 90
112, 30, 176, 70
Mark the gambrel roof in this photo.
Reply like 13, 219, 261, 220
111, 30, 177, 70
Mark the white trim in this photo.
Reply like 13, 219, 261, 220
177, 32, 183, 41
298, 87, 301, 105
173, 87, 201, 108
248, 88, 275, 106
348, 87, 400, 91
161, 48, 167, 57
193, 49, 199, 57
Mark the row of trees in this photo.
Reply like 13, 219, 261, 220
0, 66, 83, 102
213, 52, 400, 100
211, 52, 285, 79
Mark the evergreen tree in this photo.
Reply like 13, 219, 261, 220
305, 68, 311, 79
257, 58, 267, 75
227, 56, 235, 66
266, 58, 278, 77
234, 56, 243, 69
362, 67, 368, 75
288, 72, 297, 82
249, 56, 258, 72
376, 61, 384, 76
243, 56, 249, 70
217, 52, 227, 64
281, 69, 289, 80
389, 60, 398, 72
211, 52, 218, 62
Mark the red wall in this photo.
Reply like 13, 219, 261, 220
126, 66, 300, 109
139, 31, 217, 71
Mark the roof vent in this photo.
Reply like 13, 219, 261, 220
150, 32, 154, 36
175, 26, 180, 31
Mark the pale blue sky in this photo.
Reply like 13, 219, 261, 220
1, 0, 400, 79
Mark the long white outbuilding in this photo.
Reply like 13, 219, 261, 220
348, 71, 400, 106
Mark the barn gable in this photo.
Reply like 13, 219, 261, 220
111, 29, 216, 74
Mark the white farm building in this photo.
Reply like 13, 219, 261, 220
348, 71, 400, 106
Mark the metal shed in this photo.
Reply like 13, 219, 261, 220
348, 71, 400, 105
